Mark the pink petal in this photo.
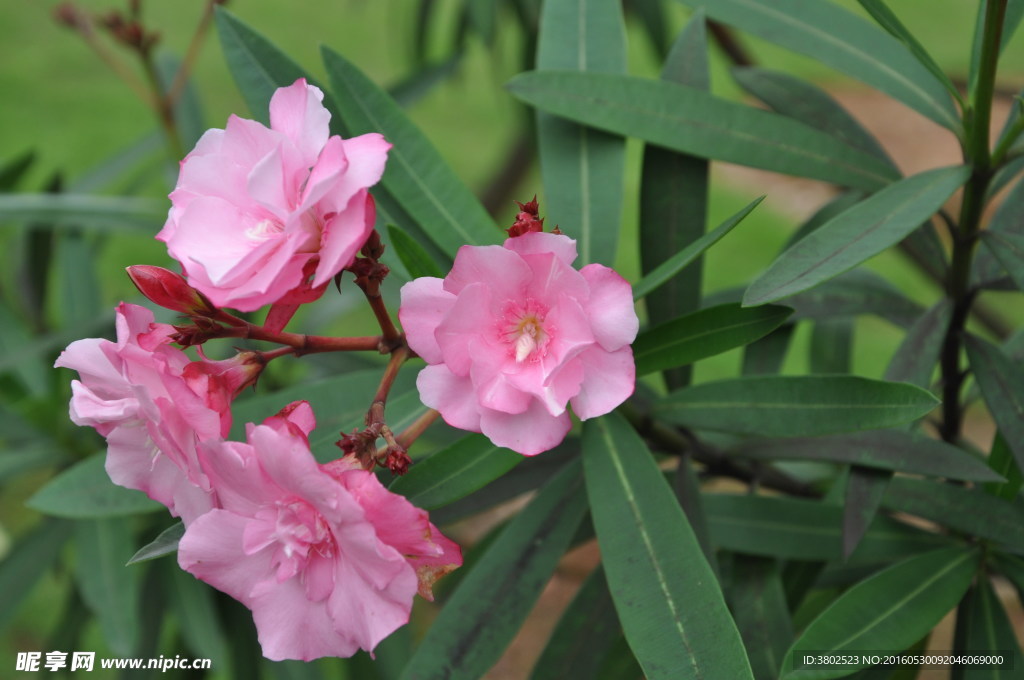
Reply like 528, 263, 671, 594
569, 346, 635, 420
521, 251, 588, 304
311, 191, 375, 288
311, 133, 391, 216
416, 364, 482, 432
246, 145, 293, 221
503, 231, 578, 265
324, 556, 416, 656
435, 283, 496, 376
398, 277, 455, 364
178, 509, 275, 602
579, 263, 639, 351
298, 135, 349, 212
479, 399, 572, 456
165, 196, 258, 285
406, 525, 463, 601
444, 244, 532, 297
268, 79, 331, 165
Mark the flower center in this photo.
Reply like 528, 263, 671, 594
248, 499, 335, 582
244, 218, 284, 242
513, 316, 545, 363
502, 299, 551, 363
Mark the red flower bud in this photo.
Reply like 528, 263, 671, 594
506, 195, 548, 238
126, 265, 217, 316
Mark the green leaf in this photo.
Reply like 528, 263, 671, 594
0, 149, 35, 190
884, 299, 952, 386
730, 431, 1001, 482
965, 335, 1024, 474
782, 547, 978, 679
634, 196, 763, 301
985, 432, 1022, 501
0, 300, 48, 397
155, 51, 206, 150
842, 467, 893, 561
75, 517, 142, 655
656, 375, 939, 437
530, 566, 623, 680
674, 455, 719, 577
640, 11, 711, 390
676, 0, 960, 132
536, 0, 627, 265
387, 223, 445, 279
744, 166, 970, 305
975, 174, 1024, 287
703, 494, 954, 562
0, 518, 74, 628
400, 459, 587, 680
0, 447, 65, 483
126, 522, 185, 565
507, 71, 899, 191
583, 413, 754, 680
56, 232, 102, 331
0, 194, 165, 232
27, 453, 163, 518
981, 230, 1024, 292
742, 324, 795, 376
884, 477, 1024, 552
321, 46, 497, 258
954, 577, 1022, 679
774, 269, 925, 327
168, 562, 230, 670
732, 67, 895, 166
729, 556, 793, 680
388, 434, 523, 510
634, 303, 793, 376
215, 7, 309, 124
810, 319, 853, 374
854, 0, 961, 104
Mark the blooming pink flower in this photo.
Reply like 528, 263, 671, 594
54, 303, 253, 523
158, 79, 390, 312
398, 232, 638, 455
178, 402, 461, 661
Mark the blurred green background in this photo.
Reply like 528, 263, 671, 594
2, 0, 1024, 676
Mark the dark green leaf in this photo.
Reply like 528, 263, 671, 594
975, 174, 1024, 287
981, 230, 1024, 292
0, 194, 165, 232
127, 522, 185, 565
965, 335, 1024, 474
954, 576, 1022, 679
744, 166, 970, 305
0, 518, 73, 628
854, 0, 961, 103
168, 562, 230, 669
536, 0, 627, 265
780, 547, 978, 679
843, 467, 892, 560
583, 413, 754, 680
742, 324, 795, 376
674, 455, 718, 577
75, 517, 142, 655
388, 56, 462, 109
729, 557, 792, 680
676, 0, 960, 132
777, 269, 925, 327
635, 303, 792, 376
507, 71, 900, 191
884, 299, 952, 386
388, 434, 522, 510
732, 67, 895, 166
810, 319, 853, 374
0, 149, 35, 191
985, 432, 1022, 501
530, 566, 622, 680
321, 46, 497, 257
400, 459, 587, 680
656, 375, 939, 437
386, 223, 445, 280
27, 453, 163, 518
730, 430, 1000, 481
0, 301, 48, 396
703, 494, 954, 562
640, 11, 711, 390
783, 192, 867, 251
884, 476, 1024, 551
634, 196, 763, 301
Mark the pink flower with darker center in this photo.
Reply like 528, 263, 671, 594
398, 232, 639, 455
158, 78, 390, 312
179, 402, 461, 661
54, 303, 253, 523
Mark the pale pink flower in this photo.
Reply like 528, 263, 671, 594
158, 79, 390, 312
54, 303, 250, 523
399, 232, 638, 455
178, 402, 461, 661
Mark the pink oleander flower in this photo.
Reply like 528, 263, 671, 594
179, 401, 461, 661
158, 78, 390, 312
398, 232, 638, 455
54, 303, 255, 523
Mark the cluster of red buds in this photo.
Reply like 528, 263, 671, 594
99, 8, 159, 55
506, 195, 561, 238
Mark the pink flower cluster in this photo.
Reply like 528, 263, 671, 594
399, 232, 638, 455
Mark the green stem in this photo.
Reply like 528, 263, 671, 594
939, 0, 1007, 443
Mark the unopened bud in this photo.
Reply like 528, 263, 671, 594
127, 265, 217, 316
506, 195, 546, 237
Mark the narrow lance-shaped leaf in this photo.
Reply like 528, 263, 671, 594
634, 303, 793, 376
953, 577, 1022, 679
400, 459, 588, 680
0, 519, 74, 628
965, 335, 1024, 473
536, 0, 627, 265
168, 562, 231, 670
27, 453, 163, 519
634, 196, 763, 301
0, 194, 166, 232
386, 223, 445, 280
321, 46, 497, 258
981, 230, 1024, 292
675, 0, 961, 132
583, 413, 754, 680
507, 71, 900, 192
75, 517, 142, 656
780, 547, 979, 680
729, 557, 793, 680
641, 12, 711, 390
744, 165, 970, 306
127, 522, 185, 565
774, 269, 924, 327
732, 66, 896, 167
985, 432, 1023, 501
810, 319, 853, 374
656, 375, 939, 437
